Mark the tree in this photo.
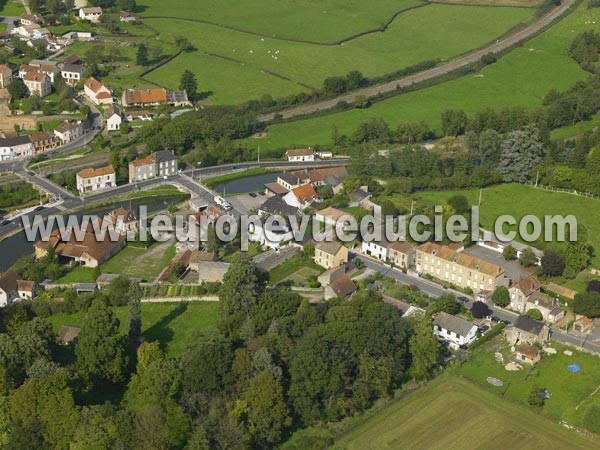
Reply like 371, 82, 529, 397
528, 385, 545, 407
408, 318, 439, 380
441, 109, 467, 136
136, 44, 149, 65
346, 70, 366, 89
120, 0, 137, 11
234, 371, 291, 446
75, 299, 128, 387
127, 282, 142, 345
527, 308, 543, 320
492, 286, 510, 307
471, 301, 490, 319
7, 80, 28, 100
542, 247, 565, 276
428, 294, 460, 315
519, 248, 537, 267
218, 254, 259, 337
587, 280, 600, 293
503, 245, 517, 261
179, 70, 198, 99
498, 127, 545, 183
564, 226, 591, 278
573, 291, 600, 318
323, 76, 348, 95
180, 333, 233, 395
447, 195, 470, 214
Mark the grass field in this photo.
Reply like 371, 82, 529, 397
247, 0, 598, 151
54, 266, 98, 284
144, 4, 533, 104
452, 340, 600, 430
331, 376, 598, 449
138, 0, 424, 43
410, 183, 600, 267
48, 301, 219, 358
100, 241, 176, 281
0, 0, 24, 16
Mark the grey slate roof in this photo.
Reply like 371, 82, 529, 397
260, 195, 299, 217
278, 172, 300, 186
153, 150, 177, 163
514, 315, 545, 334
433, 312, 476, 337
0, 135, 32, 147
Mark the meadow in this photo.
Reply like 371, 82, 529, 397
138, 0, 425, 43
331, 376, 598, 449
0, 0, 24, 16
410, 183, 600, 266
248, 0, 598, 151
48, 301, 219, 358
144, 4, 534, 104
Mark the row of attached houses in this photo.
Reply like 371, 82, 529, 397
361, 238, 417, 270
508, 276, 564, 323
128, 150, 179, 183
121, 88, 191, 108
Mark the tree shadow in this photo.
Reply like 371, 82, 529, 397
197, 90, 213, 101
143, 302, 188, 351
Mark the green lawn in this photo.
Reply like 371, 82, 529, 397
452, 340, 600, 430
54, 266, 99, 284
144, 4, 533, 104
411, 183, 600, 267
0, 0, 24, 16
48, 301, 219, 358
138, 0, 424, 43
267, 254, 322, 284
247, 0, 598, 150
100, 241, 176, 281
329, 376, 599, 449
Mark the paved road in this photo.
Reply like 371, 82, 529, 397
258, 0, 576, 122
354, 253, 600, 354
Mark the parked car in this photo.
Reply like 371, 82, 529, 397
33, 205, 44, 212
249, 192, 257, 198
0, 219, 10, 226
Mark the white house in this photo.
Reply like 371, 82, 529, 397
286, 148, 315, 162
282, 184, 320, 210
106, 105, 123, 131
17, 280, 37, 300
0, 136, 34, 160
119, 11, 137, 22
54, 121, 84, 144
60, 55, 83, 86
23, 70, 51, 97
83, 77, 113, 105
314, 207, 351, 228
0, 270, 19, 307
361, 238, 389, 261
76, 165, 116, 194
79, 7, 103, 23
247, 217, 294, 249
433, 312, 478, 350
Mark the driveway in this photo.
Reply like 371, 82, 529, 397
228, 193, 266, 215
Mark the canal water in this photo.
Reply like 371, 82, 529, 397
212, 172, 283, 196
0, 195, 184, 271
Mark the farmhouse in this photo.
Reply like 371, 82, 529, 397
0, 136, 34, 160
416, 242, 507, 292
119, 11, 137, 22
23, 70, 51, 97
79, 7, 103, 22
106, 104, 124, 131
505, 315, 549, 346
314, 241, 348, 269
432, 312, 478, 350
122, 88, 190, 108
286, 148, 315, 162
76, 165, 116, 193
0, 64, 12, 88
0, 269, 19, 307
34, 222, 125, 268
84, 77, 113, 105
283, 184, 320, 209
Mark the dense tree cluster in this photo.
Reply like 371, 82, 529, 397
569, 31, 600, 72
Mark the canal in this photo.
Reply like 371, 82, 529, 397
212, 172, 283, 196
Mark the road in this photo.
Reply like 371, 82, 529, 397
257, 0, 576, 122
353, 253, 600, 354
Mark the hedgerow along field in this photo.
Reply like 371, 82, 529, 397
143, 4, 535, 104
331, 377, 599, 449
245, 0, 598, 151
411, 183, 600, 266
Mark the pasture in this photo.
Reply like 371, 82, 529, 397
48, 301, 219, 358
411, 183, 600, 266
0, 0, 24, 16
144, 4, 534, 104
248, 0, 598, 150
333, 376, 598, 449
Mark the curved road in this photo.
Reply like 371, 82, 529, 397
258, 0, 576, 122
